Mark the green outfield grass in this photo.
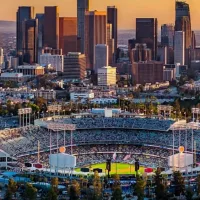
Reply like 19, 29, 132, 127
75, 163, 145, 175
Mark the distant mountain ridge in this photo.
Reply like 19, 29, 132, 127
0, 20, 16, 33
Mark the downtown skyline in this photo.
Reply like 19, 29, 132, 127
0, 0, 199, 29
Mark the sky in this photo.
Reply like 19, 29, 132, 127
1, 0, 199, 29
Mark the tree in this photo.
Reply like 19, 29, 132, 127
185, 187, 194, 200
24, 183, 37, 200
27, 103, 39, 114
45, 187, 57, 200
154, 168, 167, 200
8, 179, 17, 194
4, 188, 12, 200
51, 177, 58, 193
111, 174, 123, 200
93, 171, 102, 200
4, 179, 17, 200
68, 180, 80, 200
35, 97, 47, 111
134, 174, 146, 200
172, 171, 185, 197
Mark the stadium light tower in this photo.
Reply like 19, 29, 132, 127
47, 104, 62, 116
18, 108, 32, 127
170, 122, 199, 172
157, 105, 173, 119
47, 123, 76, 176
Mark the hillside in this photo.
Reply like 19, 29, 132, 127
0, 20, 15, 33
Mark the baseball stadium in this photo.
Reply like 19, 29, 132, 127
0, 110, 199, 176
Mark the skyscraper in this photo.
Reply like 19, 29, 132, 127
191, 31, 196, 49
107, 24, 114, 65
36, 14, 44, 62
95, 44, 108, 72
174, 31, 185, 65
22, 19, 38, 64
85, 11, 107, 70
136, 18, 158, 60
175, 1, 191, 49
131, 61, 164, 85
161, 24, 174, 47
59, 17, 77, 55
44, 6, 59, 49
130, 43, 152, 63
77, 0, 89, 53
63, 52, 86, 80
16, 7, 34, 54
107, 6, 117, 62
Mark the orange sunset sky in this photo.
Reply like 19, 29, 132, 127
0, 0, 199, 29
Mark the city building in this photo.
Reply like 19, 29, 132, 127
161, 24, 174, 47
130, 43, 151, 63
107, 6, 118, 62
35, 89, 56, 100
40, 53, 64, 72
190, 60, 200, 72
35, 14, 44, 62
157, 46, 168, 64
22, 19, 38, 64
164, 64, 176, 78
191, 48, 200, 61
107, 24, 114, 66
0, 73, 27, 83
11, 57, 19, 69
63, 52, 86, 80
17, 65, 44, 76
95, 44, 108, 73
174, 31, 185, 65
131, 61, 164, 85
191, 31, 196, 49
70, 91, 94, 102
16, 7, 34, 55
136, 18, 158, 60
77, 0, 89, 53
175, 1, 191, 50
44, 6, 59, 49
163, 68, 175, 82
59, 17, 77, 55
0, 48, 3, 68
42, 48, 62, 55
85, 11, 107, 70
90, 98, 117, 105
97, 66, 116, 86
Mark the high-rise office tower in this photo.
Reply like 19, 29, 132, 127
131, 61, 164, 85
95, 44, 108, 73
130, 43, 152, 63
85, 11, 107, 70
107, 24, 114, 65
191, 31, 196, 49
175, 1, 191, 49
107, 6, 117, 62
59, 17, 77, 55
0, 48, 4, 68
136, 18, 158, 60
36, 14, 44, 62
174, 31, 185, 65
63, 52, 86, 80
161, 24, 174, 47
157, 45, 168, 64
16, 7, 34, 54
44, 6, 59, 49
77, 0, 89, 53
22, 19, 38, 64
